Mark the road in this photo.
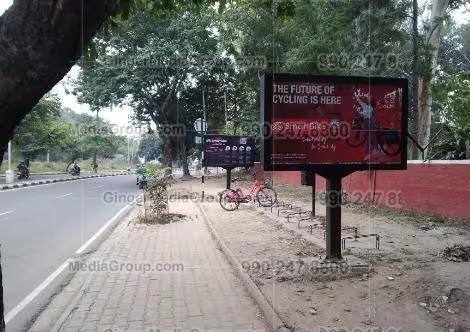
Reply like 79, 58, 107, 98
0, 174, 138, 328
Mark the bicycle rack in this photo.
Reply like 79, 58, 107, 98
308, 223, 325, 234
341, 234, 380, 250
324, 226, 358, 240
285, 210, 311, 223
298, 213, 324, 229
266, 201, 286, 212
284, 209, 307, 222
277, 204, 294, 216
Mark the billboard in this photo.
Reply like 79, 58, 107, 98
261, 73, 408, 172
203, 135, 255, 168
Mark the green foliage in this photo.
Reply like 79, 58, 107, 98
144, 164, 166, 178
434, 72, 470, 134
438, 22, 470, 75
145, 175, 170, 220
138, 134, 161, 162
13, 95, 74, 160
75, 6, 234, 169
64, 113, 127, 162
73, 0, 469, 162
277, 0, 409, 75
431, 72, 470, 159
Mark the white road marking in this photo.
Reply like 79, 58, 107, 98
4, 197, 138, 324
54, 193, 73, 199
75, 200, 135, 254
0, 211, 13, 217
5, 259, 73, 324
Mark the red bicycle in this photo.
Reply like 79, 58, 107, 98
218, 176, 277, 211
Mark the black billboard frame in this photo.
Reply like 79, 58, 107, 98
261, 73, 409, 175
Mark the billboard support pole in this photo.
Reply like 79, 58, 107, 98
325, 175, 342, 260
311, 173, 316, 217
226, 167, 232, 189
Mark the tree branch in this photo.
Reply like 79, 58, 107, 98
0, 0, 119, 163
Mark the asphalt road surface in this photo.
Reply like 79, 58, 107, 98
0, 174, 138, 328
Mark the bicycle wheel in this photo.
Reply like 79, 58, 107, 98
378, 130, 401, 156
345, 119, 366, 147
219, 189, 240, 211
256, 186, 278, 207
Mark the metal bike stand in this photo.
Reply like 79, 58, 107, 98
341, 234, 380, 250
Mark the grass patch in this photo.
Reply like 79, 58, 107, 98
0, 160, 129, 173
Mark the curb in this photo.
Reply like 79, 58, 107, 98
197, 202, 289, 332
26, 204, 138, 332
0, 170, 130, 178
1, 172, 132, 191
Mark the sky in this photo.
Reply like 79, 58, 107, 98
0, 0, 468, 133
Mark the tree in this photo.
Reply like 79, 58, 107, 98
0, 0, 122, 165
277, 0, 409, 75
74, 7, 230, 175
61, 113, 125, 169
437, 22, 470, 74
416, 0, 470, 159
0, 250, 3, 332
138, 134, 161, 162
433, 72, 470, 158
12, 95, 72, 160
0, 1, 215, 327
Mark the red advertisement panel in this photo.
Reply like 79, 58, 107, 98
262, 74, 408, 172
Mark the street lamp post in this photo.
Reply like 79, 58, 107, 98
8, 142, 11, 171
5, 142, 14, 184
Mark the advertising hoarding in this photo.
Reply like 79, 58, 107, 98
261, 73, 408, 172
202, 135, 255, 168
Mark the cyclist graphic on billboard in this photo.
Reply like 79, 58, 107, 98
354, 91, 381, 161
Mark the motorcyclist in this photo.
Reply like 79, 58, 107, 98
136, 164, 143, 181
17, 161, 27, 172
136, 164, 147, 187
17, 160, 29, 179
70, 161, 81, 175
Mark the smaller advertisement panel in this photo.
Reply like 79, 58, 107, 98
202, 135, 255, 168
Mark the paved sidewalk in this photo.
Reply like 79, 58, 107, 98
30, 198, 267, 331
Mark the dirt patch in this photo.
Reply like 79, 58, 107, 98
188, 176, 470, 332
440, 244, 470, 262
136, 212, 186, 225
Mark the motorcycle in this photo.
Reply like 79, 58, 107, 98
17, 166, 29, 180
137, 174, 147, 189
70, 164, 81, 176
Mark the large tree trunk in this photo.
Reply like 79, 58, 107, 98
411, 0, 420, 159
466, 139, 470, 159
0, 0, 119, 164
417, 0, 449, 160
161, 136, 173, 175
0, 1, 118, 327
180, 139, 191, 177
0, 248, 4, 332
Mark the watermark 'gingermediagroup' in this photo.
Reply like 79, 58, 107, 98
106, 54, 267, 70
68, 260, 184, 274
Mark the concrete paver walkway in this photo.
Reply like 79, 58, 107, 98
30, 199, 267, 332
